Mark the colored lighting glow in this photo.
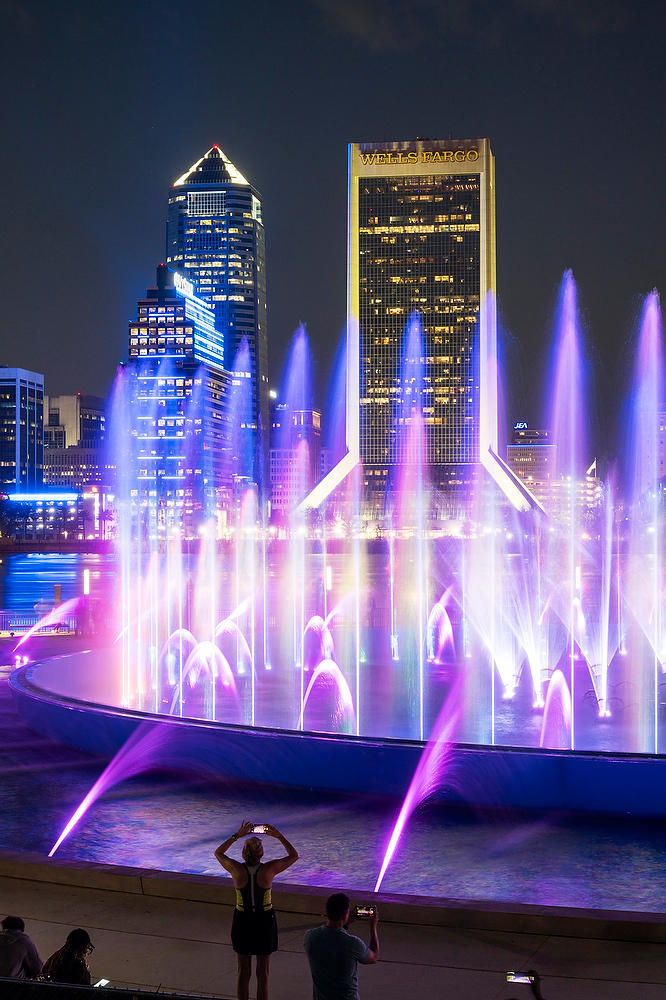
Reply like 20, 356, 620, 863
7, 492, 78, 502
174, 272, 194, 300
47, 279, 663, 882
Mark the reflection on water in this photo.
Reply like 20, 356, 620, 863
0, 553, 116, 613
5, 750, 666, 911
3, 661, 666, 911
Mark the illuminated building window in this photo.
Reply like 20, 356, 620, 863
352, 144, 493, 482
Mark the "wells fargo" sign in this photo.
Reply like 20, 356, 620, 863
359, 149, 479, 165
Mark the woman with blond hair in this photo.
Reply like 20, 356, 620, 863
215, 819, 298, 1000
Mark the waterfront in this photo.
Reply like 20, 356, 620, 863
0, 550, 115, 614
3, 632, 666, 911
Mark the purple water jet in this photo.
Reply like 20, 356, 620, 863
540, 669, 572, 750
299, 659, 355, 733
374, 676, 463, 892
34, 280, 666, 862
15, 597, 83, 650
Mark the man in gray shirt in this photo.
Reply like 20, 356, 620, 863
0, 915, 42, 979
304, 893, 379, 1000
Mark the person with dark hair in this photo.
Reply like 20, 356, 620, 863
0, 916, 42, 979
304, 893, 379, 1000
215, 819, 299, 1000
42, 928, 94, 985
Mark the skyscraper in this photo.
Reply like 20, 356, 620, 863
269, 400, 322, 518
301, 138, 497, 514
126, 264, 231, 534
44, 394, 105, 449
166, 146, 268, 486
351, 138, 496, 495
505, 423, 555, 507
0, 367, 44, 490
43, 393, 108, 491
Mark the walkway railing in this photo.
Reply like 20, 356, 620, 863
0, 978, 231, 1000
0, 611, 79, 637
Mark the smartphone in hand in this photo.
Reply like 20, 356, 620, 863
506, 973, 535, 984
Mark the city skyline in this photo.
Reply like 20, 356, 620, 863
0, 0, 664, 460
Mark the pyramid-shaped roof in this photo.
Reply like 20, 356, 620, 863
173, 145, 248, 187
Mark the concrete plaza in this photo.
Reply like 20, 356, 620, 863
2, 851, 666, 1000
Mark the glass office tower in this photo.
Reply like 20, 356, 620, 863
126, 264, 231, 535
348, 138, 496, 495
166, 146, 268, 489
0, 367, 44, 490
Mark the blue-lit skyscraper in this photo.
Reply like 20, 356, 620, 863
126, 264, 231, 535
166, 146, 268, 487
0, 367, 44, 490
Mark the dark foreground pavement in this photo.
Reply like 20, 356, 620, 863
2, 851, 666, 1000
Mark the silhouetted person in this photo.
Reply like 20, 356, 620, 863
0, 916, 42, 979
215, 820, 298, 1000
304, 893, 379, 1000
42, 928, 94, 985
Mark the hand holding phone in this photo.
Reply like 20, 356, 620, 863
506, 973, 535, 984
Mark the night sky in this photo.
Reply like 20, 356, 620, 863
0, 0, 664, 456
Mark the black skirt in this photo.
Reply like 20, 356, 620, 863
231, 909, 278, 955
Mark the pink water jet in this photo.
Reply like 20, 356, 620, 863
540, 669, 572, 749
303, 615, 335, 671
215, 618, 253, 674
15, 597, 83, 650
298, 659, 355, 732
49, 723, 169, 856
184, 642, 236, 690
374, 676, 463, 892
427, 595, 455, 663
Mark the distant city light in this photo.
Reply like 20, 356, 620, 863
6, 492, 78, 502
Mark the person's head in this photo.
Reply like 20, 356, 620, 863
325, 893, 351, 924
65, 929, 93, 957
242, 836, 264, 865
1, 916, 25, 932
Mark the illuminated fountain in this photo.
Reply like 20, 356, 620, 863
10, 276, 666, 860
100, 277, 662, 749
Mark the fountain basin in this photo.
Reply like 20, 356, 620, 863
10, 651, 666, 818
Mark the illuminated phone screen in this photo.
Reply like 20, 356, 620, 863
506, 973, 534, 984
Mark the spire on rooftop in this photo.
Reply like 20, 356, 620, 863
173, 145, 248, 187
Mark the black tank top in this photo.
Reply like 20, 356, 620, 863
235, 863, 273, 913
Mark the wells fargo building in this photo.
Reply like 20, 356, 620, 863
349, 138, 496, 495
